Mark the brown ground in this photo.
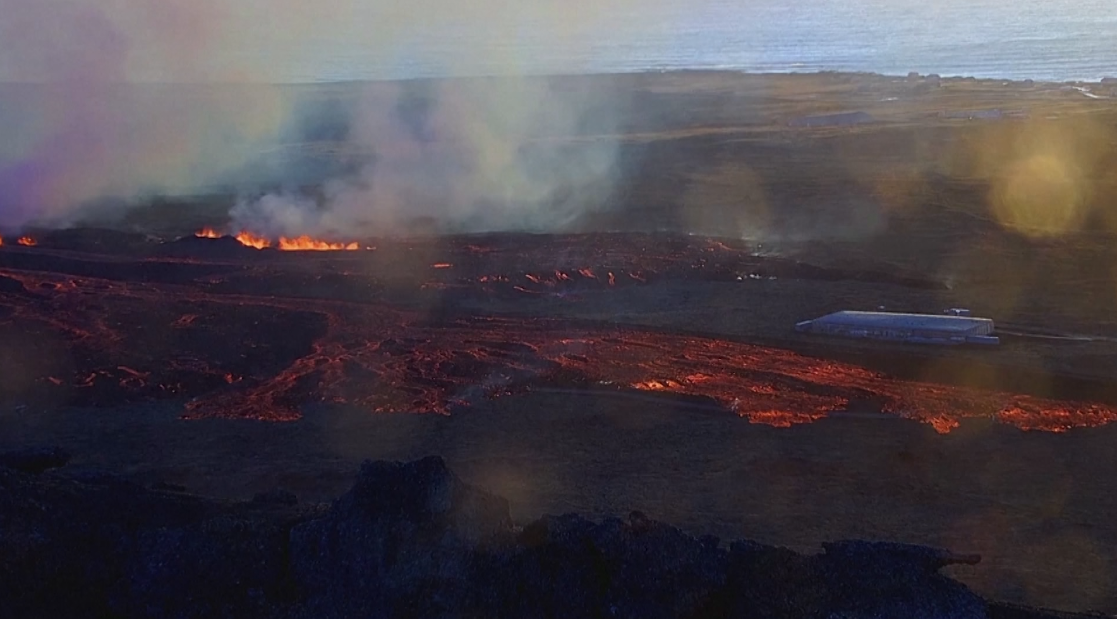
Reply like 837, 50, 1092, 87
6, 70, 1117, 613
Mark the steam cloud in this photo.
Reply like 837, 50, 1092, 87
0, 0, 297, 230
231, 80, 623, 236
0, 0, 645, 235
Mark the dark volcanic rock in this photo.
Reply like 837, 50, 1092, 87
0, 446, 70, 474
490, 510, 727, 619
289, 456, 513, 617
817, 541, 987, 618
151, 481, 188, 493
0, 273, 27, 294
0, 455, 1090, 619
113, 512, 299, 619
253, 488, 299, 506
157, 234, 261, 260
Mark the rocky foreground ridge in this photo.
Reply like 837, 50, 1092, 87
0, 449, 1100, 619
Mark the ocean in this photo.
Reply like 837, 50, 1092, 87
279, 0, 1117, 83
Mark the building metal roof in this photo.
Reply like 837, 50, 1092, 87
800, 311, 993, 334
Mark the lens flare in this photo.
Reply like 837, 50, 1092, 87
989, 155, 1086, 238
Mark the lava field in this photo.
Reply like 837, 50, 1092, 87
1, 228, 1115, 433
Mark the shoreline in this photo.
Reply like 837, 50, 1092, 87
4, 68, 1116, 88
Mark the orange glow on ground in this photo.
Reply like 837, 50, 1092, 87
168, 312, 1117, 431
195, 228, 362, 251
17, 237, 36, 247
278, 236, 360, 251
234, 232, 272, 250
2, 232, 1115, 434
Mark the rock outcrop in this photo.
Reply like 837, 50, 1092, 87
0, 450, 1098, 619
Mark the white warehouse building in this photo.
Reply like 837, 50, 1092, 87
795, 311, 999, 345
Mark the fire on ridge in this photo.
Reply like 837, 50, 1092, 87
195, 228, 362, 251
0, 236, 38, 247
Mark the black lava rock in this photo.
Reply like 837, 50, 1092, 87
0, 274, 27, 294
0, 454, 1092, 619
0, 446, 70, 474
288, 455, 513, 618
253, 488, 299, 506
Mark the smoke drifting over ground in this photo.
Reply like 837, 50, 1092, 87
0, 0, 644, 236
231, 80, 625, 236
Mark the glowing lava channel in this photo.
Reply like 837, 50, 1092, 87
278, 236, 360, 251
10, 232, 1117, 434
194, 228, 360, 251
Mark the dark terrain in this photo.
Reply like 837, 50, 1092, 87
5, 71, 1117, 613
0, 451, 1100, 619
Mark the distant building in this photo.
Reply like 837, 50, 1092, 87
795, 311, 999, 345
788, 111, 875, 128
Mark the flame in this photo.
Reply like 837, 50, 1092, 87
235, 232, 272, 250
277, 236, 360, 251
198, 229, 362, 251
17, 236, 36, 247
431, 263, 453, 269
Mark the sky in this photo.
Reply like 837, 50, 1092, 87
0, 0, 687, 83
1, 1, 1112, 84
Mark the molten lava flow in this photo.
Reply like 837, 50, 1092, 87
235, 232, 272, 250
432, 263, 453, 269
5, 231, 1117, 434
278, 236, 360, 251
17, 236, 36, 247
195, 228, 222, 239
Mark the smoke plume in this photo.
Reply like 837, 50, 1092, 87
0, 0, 648, 235
231, 79, 624, 236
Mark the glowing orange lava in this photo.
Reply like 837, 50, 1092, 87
235, 232, 272, 250
196, 228, 360, 251
278, 236, 360, 251
5, 231, 1117, 435
0, 236, 4, 246
17, 236, 36, 247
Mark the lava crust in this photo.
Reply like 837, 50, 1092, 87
1, 229, 1114, 433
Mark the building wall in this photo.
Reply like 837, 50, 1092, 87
808, 323, 969, 344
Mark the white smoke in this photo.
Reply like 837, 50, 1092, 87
230, 78, 625, 237
0, 0, 657, 234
